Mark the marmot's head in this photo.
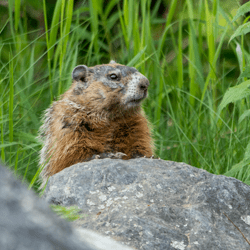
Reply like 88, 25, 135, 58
71, 61, 150, 114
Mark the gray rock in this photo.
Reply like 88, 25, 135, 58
0, 163, 134, 250
43, 158, 250, 250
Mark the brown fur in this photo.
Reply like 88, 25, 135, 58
38, 62, 154, 187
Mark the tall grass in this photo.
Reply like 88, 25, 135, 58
1, 0, 250, 191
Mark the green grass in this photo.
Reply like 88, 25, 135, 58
50, 205, 88, 221
1, 0, 250, 191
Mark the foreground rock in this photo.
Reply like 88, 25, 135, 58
0, 163, 133, 250
43, 158, 250, 250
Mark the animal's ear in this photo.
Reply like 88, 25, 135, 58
72, 65, 88, 81
109, 60, 116, 64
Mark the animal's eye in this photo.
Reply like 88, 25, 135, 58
110, 73, 118, 80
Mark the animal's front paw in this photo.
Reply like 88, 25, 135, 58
143, 155, 160, 159
90, 152, 127, 160
84, 154, 101, 161
106, 152, 127, 159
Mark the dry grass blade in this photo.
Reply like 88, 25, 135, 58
223, 212, 250, 246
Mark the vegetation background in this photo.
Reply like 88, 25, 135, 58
1, 0, 250, 191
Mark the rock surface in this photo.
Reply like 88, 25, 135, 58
0, 163, 134, 250
43, 158, 250, 250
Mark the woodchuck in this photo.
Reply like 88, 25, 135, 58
38, 60, 154, 188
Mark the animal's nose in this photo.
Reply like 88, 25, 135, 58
139, 78, 149, 91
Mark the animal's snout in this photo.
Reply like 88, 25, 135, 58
138, 78, 149, 91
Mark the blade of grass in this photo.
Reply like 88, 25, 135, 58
9, 54, 14, 147
22, 154, 31, 183
128, 0, 134, 50
155, 59, 166, 126
7, 0, 15, 41
14, 146, 20, 172
58, 0, 66, 96
177, 13, 183, 89
187, 0, 196, 107
132, 2, 140, 56
0, 18, 9, 35
48, 0, 62, 61
205, 0, 216, 81
157, 0, 178, 59
201, 27, 228, 113
62, 0, 74, 57
44, 0, 62, 101
89, 0, 100, 62
28, 162, 41, 190
118, 4, 129, 50
127, 46, 147, 67
139, 0, 146, 67
198, 0, 203, 55
14, 0, 21, 31
58, 0, 74, 96
0, 90, 4, 162
43, 0, 52, 102
232, 1, 250, 22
